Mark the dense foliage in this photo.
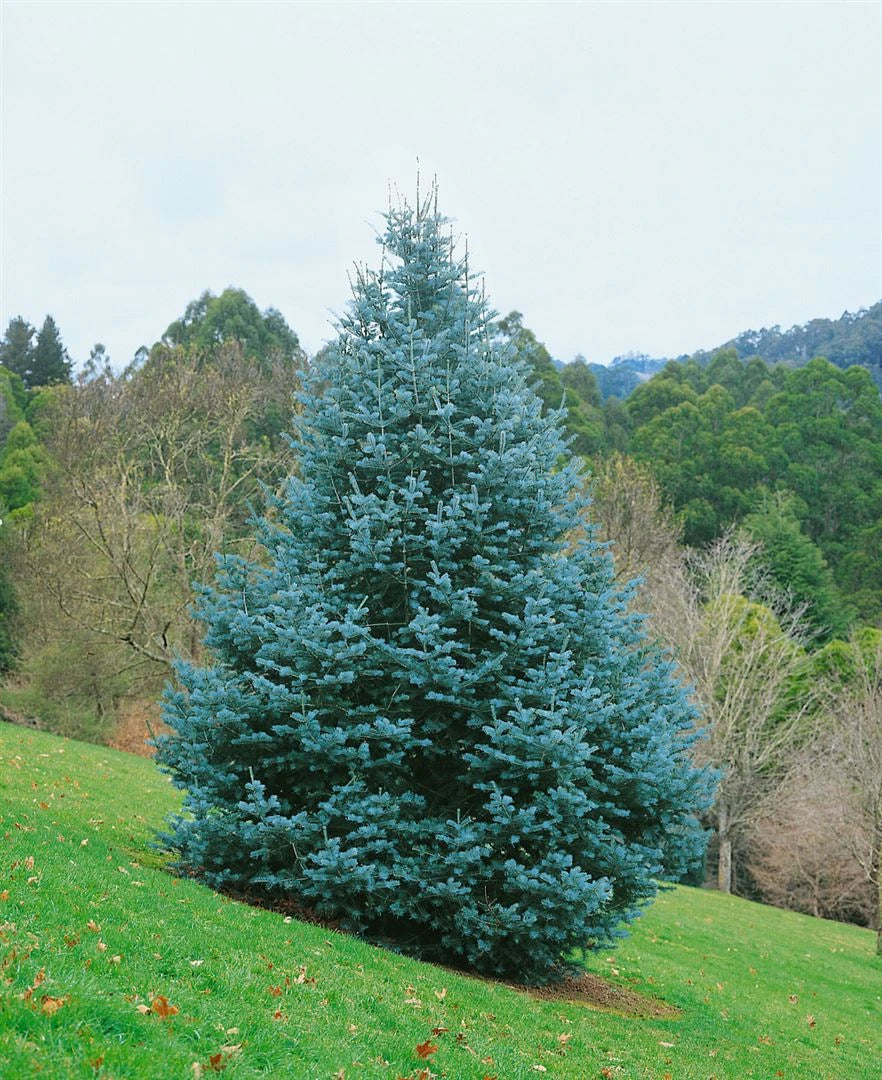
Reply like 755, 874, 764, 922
156, 197, 711, 983
624, 352, 882, 626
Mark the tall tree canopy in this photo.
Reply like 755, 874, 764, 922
162, 287, 303, 369
156, 193, 711, 984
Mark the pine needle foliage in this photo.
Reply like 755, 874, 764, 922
156, 192, 711, 984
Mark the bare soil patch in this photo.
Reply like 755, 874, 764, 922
510, 971, 680, 1017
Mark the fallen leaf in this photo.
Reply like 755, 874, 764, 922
415, 1040, 438, 1059
136, 1004, 151, 1014
434, 987, 447, 1000
806, 1014, 816, 1028
151, 995, 179, 1018
86, 920, 100, 933
109, 954, 122, 964
788, 994, 799, 1004
0, 890, 8, 901
40, 994, 67, 1015
659, 1041, 675, 1048
267, 985, 283, 996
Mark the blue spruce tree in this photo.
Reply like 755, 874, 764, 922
156, 192, 711, 983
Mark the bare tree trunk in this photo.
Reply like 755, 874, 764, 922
718, 805, 733, 894
876, 845, 881, 957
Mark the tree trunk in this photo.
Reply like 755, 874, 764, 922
876, 843, 881, 957
717, 805, 733, 894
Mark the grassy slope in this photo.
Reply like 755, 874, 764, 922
1, 721, 879, 1079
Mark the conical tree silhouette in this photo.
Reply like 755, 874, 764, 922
157, 191, 711, 983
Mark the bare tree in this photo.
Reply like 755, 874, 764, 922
648, 534, 816, 893
587, 453, 682, 589
749, 748, 873, 924
827, 633, 882, 953
15, 343, 299, 681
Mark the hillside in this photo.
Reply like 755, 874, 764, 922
1, 721, 880, 1078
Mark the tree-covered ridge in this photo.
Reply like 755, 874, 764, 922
700, 300, 882, 385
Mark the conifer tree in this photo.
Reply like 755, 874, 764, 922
157, 192, 711, 983
0, 317, 36, 384
30, 315, 72, 387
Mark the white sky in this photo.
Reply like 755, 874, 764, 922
1, 1, 880, 368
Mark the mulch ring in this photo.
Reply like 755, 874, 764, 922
507, 971, 681, 1018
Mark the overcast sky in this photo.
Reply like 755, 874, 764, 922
2, 1, 880, 369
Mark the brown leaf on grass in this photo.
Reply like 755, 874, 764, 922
806, 1014, 816, 1029
205, 1053, 226, 1072
415, 1040, 438, 1059
434, 987, 447, 1000
40, 994, 68, 1015
0, 890, 8, 901
431, 1026, 448, 1036
267, 985, 283, 996
788, 994, 798, 1004
90, 1057, 104, 1070
86, 920, 100, 933
136, 1004, 151, 1015
150, 995, 179, 1018
22, 967, 45, 1001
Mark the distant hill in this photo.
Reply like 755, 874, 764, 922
585, 352, 668, 400
696, 300, 882, 389
560, 301, 882, 400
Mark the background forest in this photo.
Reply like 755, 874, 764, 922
1, 291, 881, 941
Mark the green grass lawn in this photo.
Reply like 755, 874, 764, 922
1, 720, 879, 1078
